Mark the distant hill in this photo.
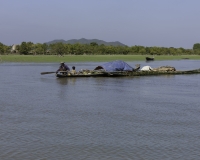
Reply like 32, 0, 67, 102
45, 38, 126, 46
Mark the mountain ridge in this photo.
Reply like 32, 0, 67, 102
45, 38, 126, 46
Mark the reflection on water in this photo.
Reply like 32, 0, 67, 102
0, 61, 200, 160
159, 74, 176, 78
56, 77, 77, 85
57, 78, 69, 85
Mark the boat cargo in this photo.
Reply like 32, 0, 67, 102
55, 60, 200, 78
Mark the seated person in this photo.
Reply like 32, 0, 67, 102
56, 62, 70, 74
70, 66, 77, 75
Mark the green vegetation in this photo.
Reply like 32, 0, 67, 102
193, 43, 200, 50
1, 40, 200, 63
0, 42, 10, 54
1, 55, 200, 63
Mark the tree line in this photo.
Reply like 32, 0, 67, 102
1, 41, 200, 55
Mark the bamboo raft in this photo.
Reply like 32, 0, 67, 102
56, 68, 200, 78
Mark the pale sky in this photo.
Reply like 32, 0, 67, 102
1, 0, 200, 49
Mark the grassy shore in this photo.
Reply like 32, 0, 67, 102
0, 54, 200, 63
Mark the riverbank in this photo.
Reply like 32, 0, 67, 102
0, 55, 200, 63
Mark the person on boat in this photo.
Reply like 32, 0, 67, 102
56, 62, 70, 74
70, 66, 77, 75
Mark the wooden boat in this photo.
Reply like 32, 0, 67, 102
146, 57, 154, 61
56, 72, 108, 78
56, 68, 200, 78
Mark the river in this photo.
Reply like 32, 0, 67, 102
0, 60, 200, 160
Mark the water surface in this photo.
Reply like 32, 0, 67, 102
0, 60, 200, 160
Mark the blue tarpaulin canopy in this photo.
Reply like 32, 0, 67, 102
94, 60, 134, 72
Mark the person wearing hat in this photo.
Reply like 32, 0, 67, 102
56, 62, 70, 74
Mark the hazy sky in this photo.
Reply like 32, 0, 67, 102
1, 0, 200, 48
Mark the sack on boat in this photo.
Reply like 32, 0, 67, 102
141, 66, 153, 71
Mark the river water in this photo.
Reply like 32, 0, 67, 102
0, 60, 200, 160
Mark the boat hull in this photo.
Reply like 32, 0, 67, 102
56, 69, 200, 78
146, 57, 154, 61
